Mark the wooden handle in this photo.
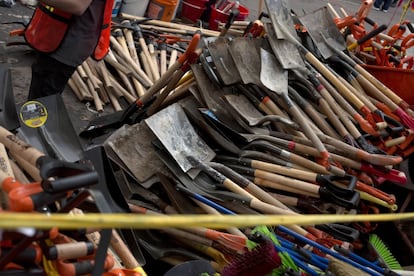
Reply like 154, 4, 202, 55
110, 230, 142, 270
251, 159, 316, 182
305, 52, 365, 110
110, 36, 153, 88
0, 127, 44, 166
120, 13, 220, 37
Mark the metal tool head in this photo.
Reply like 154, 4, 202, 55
265, 0, 297, 40
145, 103, 215, 179
264, 0, 305, 69
228, 37, 263, 86
103, 121, 171, 187
298, 6, 347, 60
260, 48, 288, 95
264, 22, 305, 69
207, 36, 242, 85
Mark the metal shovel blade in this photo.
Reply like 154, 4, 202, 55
144, 103, 215, 179
207, 36, 242, 85
264, 0, 305, 69
264, 22, 305, 69
260, 48, 288, 95
228, 37, 263, 86
298, 6, 347, 60
265, 0, 297, 40
103, 121, 171, 187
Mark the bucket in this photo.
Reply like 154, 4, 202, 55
112, 0, 122, 17
208, 3, 249, 31
361, 64, 414, 105
181, 1, 207, 23
146, 0, 179, 22
120, 0, 149, 16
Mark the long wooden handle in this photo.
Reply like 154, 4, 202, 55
120, 13, 220, 37
305, 53, 365, 110
0, 126, 44, 167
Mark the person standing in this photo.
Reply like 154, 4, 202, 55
24, 0, 114, 100
373, 0, 393, 12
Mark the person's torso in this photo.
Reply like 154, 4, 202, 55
50, 0, 106, 67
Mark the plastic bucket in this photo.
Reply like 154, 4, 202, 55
181, 1, 206, 22
146, 0, 179, 21
208, 4, 249, 31
361, 64, 414, 105
120, 0, 149, 16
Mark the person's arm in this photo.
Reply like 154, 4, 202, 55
40, 0, 94, 16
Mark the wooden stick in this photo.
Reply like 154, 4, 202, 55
168, 49, 178, 69
120, 13, 220, 37
86, 78, 104, 112
107, 51, 137, 97
9, 158, 30, 184
159, 43, 167, 76
105, 86, 123, 112
67, 78, 84, 102
76, 65, 88, 81
71, 71, 93, 101
109, 75, 137, 104
96, 60, 114, 92
110, 36, 153, 88
9, 151, 41, 182
0, 143, 13, 208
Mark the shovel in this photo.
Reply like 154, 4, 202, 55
264, 1, 383, 135
206, 36, 242, 85
0, 64, 19, 131
103, 121, 171, 187
260, 48, 332, 169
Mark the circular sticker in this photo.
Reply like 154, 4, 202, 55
19, 101, 48, 128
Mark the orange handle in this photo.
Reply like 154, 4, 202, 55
177, 32, 201, 64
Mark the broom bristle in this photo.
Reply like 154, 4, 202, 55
369, 234, 402, 270
327, 256, 370, 276
221, 239, 281, 276
394, 107, 414, 131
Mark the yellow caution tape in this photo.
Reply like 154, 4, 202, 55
0, 212, 413, 230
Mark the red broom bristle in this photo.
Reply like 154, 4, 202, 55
221, 240, 281, 276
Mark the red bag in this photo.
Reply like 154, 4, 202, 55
24, 3, 72, 53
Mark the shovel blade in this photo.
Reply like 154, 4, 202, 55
264, 0, 297, 40
207, 37, 242, 85
144, 103, 215, 178
260, 48, 288, 95
228, 37, 262, 86
298, 6, 347, 60
264, 22, 305, 69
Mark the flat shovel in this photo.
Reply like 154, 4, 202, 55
260, 48, 332, 169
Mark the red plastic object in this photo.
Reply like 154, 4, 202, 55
208, 4, 249, 31
181, 0, 207, 22
361, 64, 414, 105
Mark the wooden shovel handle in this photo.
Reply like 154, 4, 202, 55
0, 127, 44, 167
286, 98, 330, 165
305, 53, 365, 110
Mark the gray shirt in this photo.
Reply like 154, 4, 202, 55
51, 0, 106, 67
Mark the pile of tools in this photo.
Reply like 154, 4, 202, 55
2, 0, 414, 275
325, 1, 414, 69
